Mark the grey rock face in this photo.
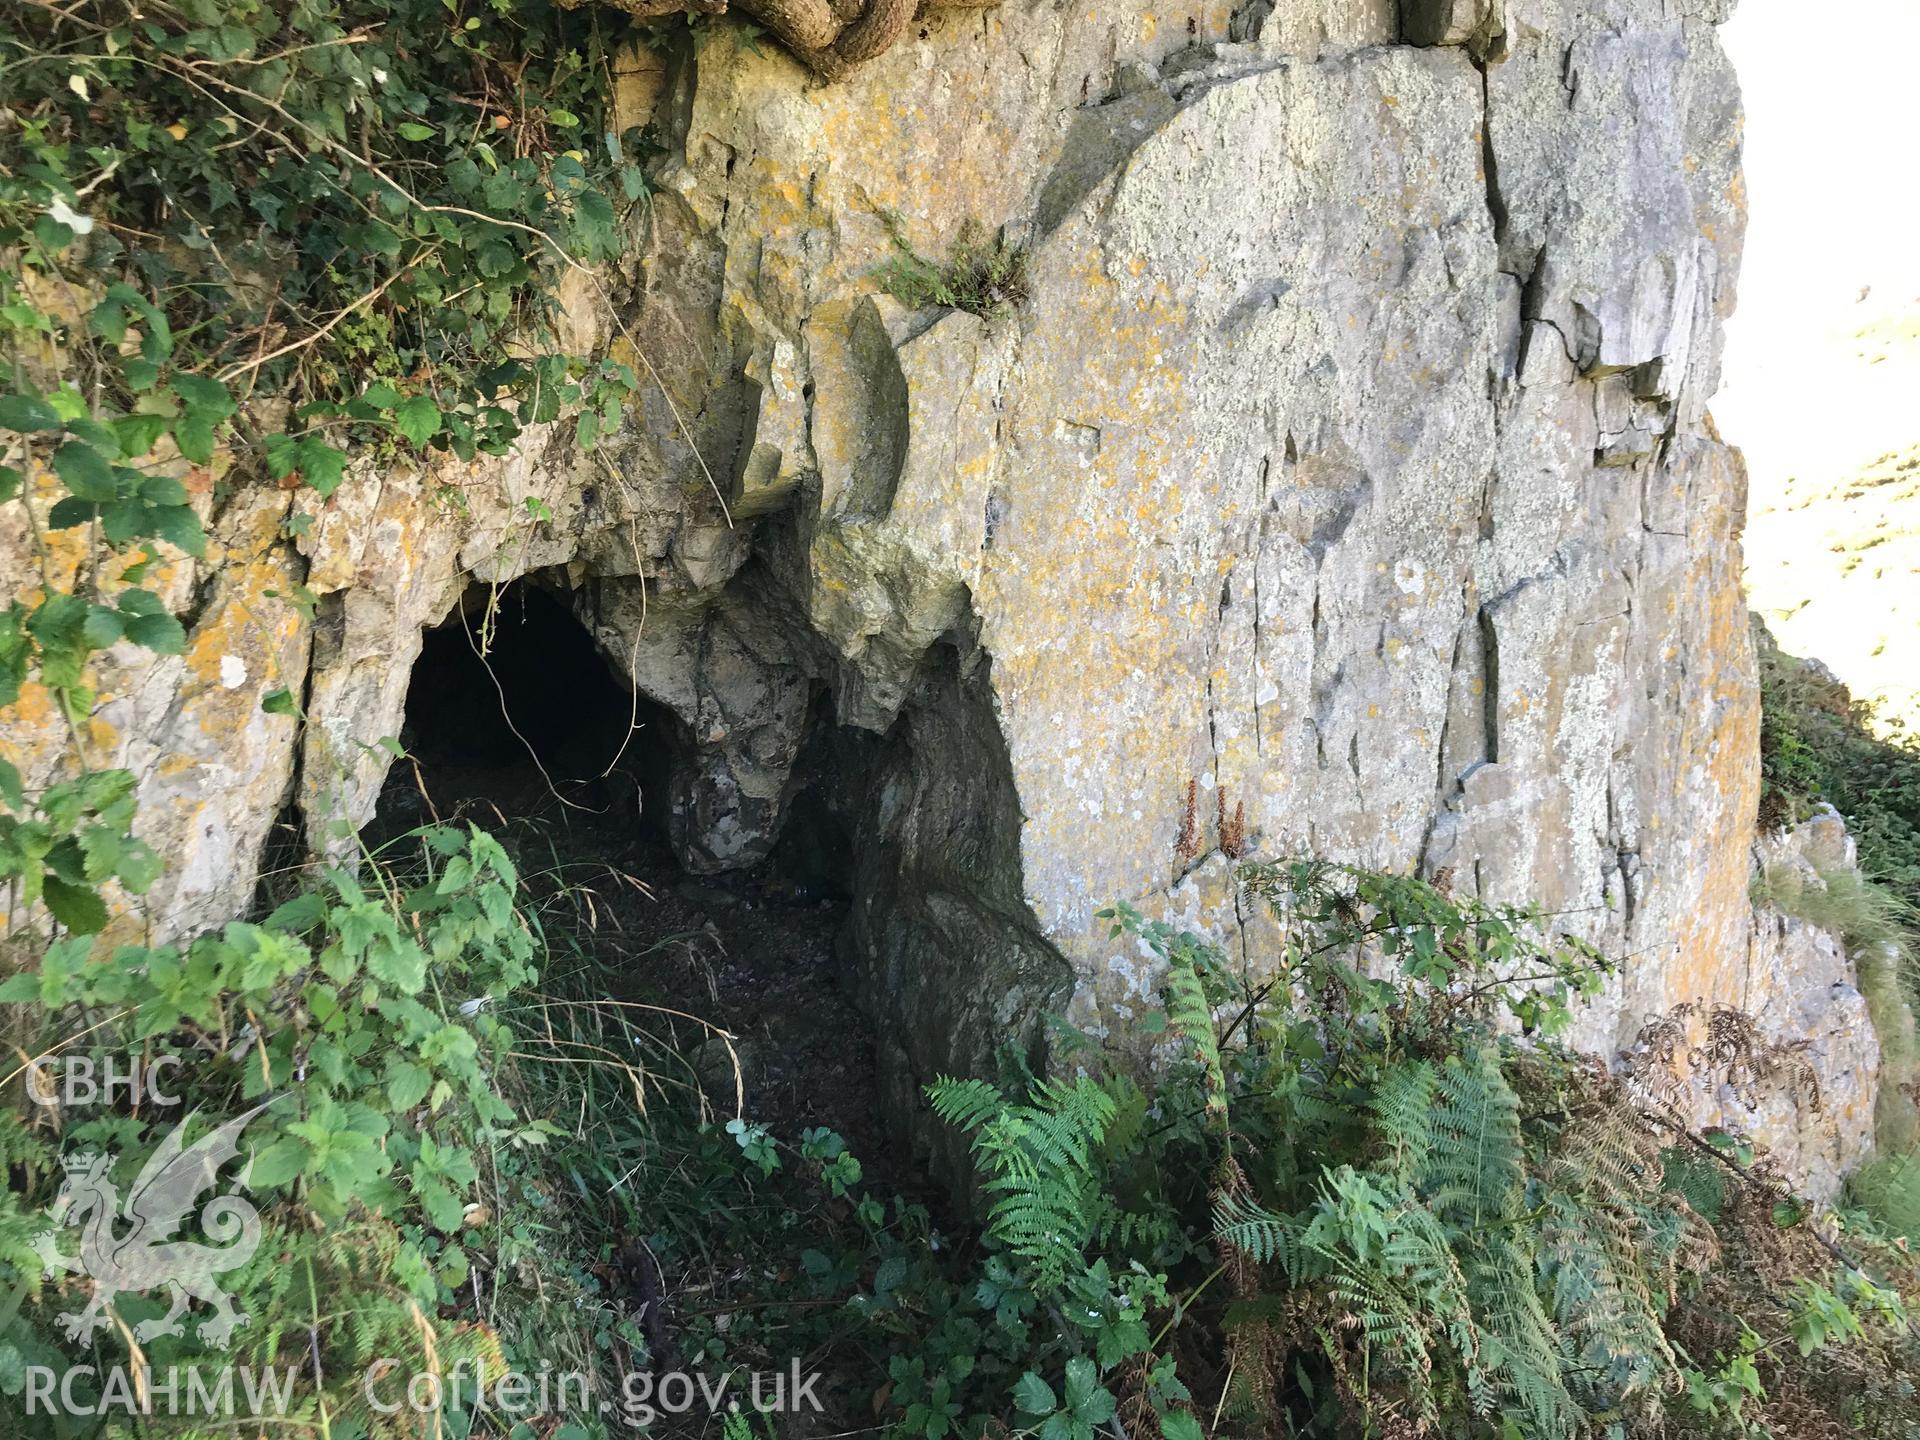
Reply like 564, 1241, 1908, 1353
1732, 811, 1885, 1189
0, 1, 1883, 1193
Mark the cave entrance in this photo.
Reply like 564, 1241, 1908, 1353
378, 578, 675, 845
375, 576, 898, 1167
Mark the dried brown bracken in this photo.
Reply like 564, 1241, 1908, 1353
1219, 789, 1247, 859
1210, 1157, 1286, 1437
1623, 998, 1822, 1116
1176, 778, 1202, 861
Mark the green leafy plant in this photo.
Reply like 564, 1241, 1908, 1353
1678, 1327, 1768, 1435
1012, 1356, 1117, 1440
0, 23, 656, 1415
1, 0, 649, 966
878, 217, 1029, 318
1849, 1148, 1920, 1242
1756, 618, 1920, 926
927, 1074, 1118, 1290
885, 863, 1919, 1438
0, 815, 560, 1430
324, 848, 1920, 1440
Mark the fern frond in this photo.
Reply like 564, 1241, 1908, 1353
929, 1073, 1120, 1291
1214, 1191, 1317, 1278
1424, 1046, 1525, 1228
1162, 959, 1227, 1131
927, 1076, 1005, 1133
1371, 1059, 1438, 1183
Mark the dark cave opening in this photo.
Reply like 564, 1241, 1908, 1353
373, 575, 902, 1169
759, 691, 868, 905
377, 578, 678, 844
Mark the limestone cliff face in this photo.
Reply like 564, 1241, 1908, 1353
0, 1, 1882, 1188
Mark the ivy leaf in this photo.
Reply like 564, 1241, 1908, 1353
361, 225, 404, 259
92, 283, 172, 360
42, 876, 109, 935
393, 395, 441, 448
397, 122, 437, 141
0, 393, 62, 432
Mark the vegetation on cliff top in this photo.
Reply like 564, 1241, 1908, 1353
1755, 617, 1920, 1254
1757, 619, 1920, 922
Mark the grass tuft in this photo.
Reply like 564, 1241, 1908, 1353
1848, 1149, 1920, 1242
878, 216, 1029, 318
1753, 860, 1920, 1149
1751, 860, 1917, 960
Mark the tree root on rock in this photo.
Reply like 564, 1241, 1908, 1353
560, 0, 995, 78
